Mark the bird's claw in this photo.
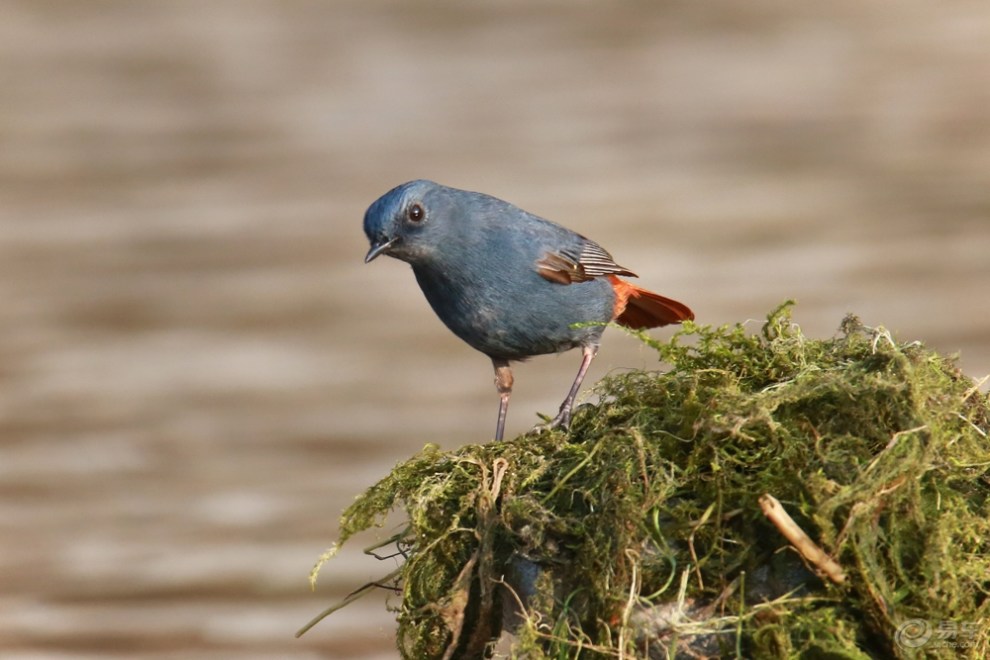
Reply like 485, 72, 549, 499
530, 408, 572, 435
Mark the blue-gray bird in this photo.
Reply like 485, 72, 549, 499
363, 180, 693, 441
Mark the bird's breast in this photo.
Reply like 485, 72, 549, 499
412, 263, 615, 360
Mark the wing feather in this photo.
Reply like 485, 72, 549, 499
577, 242, 637, 277
536, 240, 637, 284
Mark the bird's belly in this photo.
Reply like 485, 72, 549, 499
414, 267, 615, 360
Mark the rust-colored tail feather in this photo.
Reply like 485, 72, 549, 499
607, 275, 694, 330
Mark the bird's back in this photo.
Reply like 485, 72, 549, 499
410, 189, 616, 361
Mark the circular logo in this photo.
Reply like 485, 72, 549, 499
895, 619, 933, 649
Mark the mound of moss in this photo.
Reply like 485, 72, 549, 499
303, 303, 990, 659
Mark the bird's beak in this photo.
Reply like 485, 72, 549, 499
364, 236, 398, 263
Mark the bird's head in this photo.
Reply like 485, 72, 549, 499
363, 179, 448, 265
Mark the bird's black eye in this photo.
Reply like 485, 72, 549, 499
407, 203, 425, 223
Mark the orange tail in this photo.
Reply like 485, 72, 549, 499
607, 275, 694, 329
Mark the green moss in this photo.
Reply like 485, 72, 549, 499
303, 302, 990, 659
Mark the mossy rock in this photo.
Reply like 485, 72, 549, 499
304, 302, 990, 659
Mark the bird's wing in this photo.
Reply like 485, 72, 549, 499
535, 239, 638, 284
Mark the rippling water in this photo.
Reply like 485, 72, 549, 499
2, 2, 988, 657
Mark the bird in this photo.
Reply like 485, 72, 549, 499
363, 180, 694, 442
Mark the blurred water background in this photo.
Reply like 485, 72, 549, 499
1, 1, 988, 658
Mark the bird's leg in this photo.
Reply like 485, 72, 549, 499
492, 358, 513, 442
547, 344, 597, 431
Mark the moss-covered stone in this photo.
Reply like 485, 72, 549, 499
303, 302, 990, 659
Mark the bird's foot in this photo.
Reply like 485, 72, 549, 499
530, 407, 572, 435
529, 402, 597, 436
